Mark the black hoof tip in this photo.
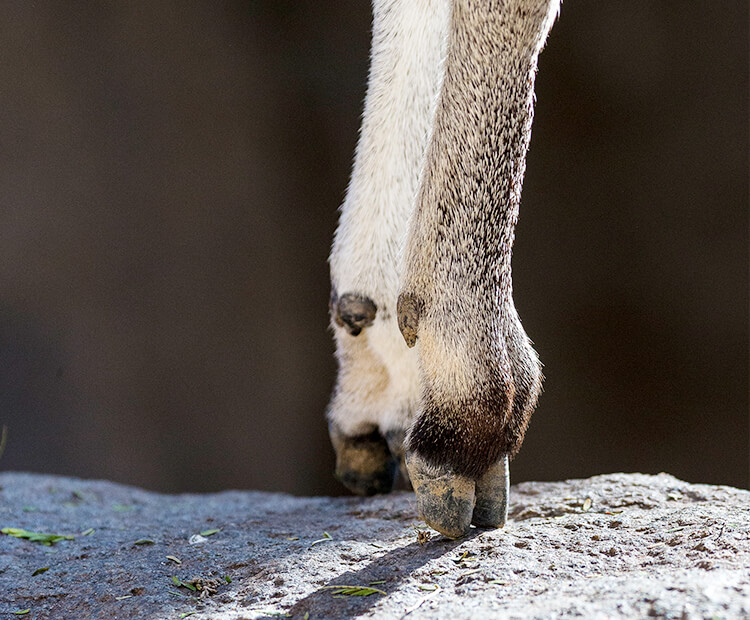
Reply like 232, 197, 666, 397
330, 427, 397, 496
335, 464, 397, 496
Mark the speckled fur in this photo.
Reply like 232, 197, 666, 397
329, 0, 559, 483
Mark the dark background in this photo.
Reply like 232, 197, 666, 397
1, 2, 747, 495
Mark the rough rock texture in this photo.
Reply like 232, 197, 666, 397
0, 472, 748, 619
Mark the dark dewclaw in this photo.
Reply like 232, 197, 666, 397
333, 293, 377, 337
396, 292, 421, 348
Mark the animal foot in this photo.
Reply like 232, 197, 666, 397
406, 452, 509, 538
331, 291, 377, 336
329, 422, 398, 496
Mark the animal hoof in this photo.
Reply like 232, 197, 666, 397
384, 428, 412, 490
332, 293, 377, 336
405, 451, 475, 539
329, 424, 397, 496
472, 454, 509, 529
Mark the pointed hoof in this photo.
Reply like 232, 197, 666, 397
472, 454, 510, 529
329, 425, 397, 496
406, 452, 475, 539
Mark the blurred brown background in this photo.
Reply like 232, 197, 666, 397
1, 2, 747, 494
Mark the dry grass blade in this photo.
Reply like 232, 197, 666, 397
310, 531, 333, 547
402, 584, 441, 617
1, 528, 74, 546
320, 584, 386, 597
172, 576, 197, 592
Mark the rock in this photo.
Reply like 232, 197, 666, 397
0, 472, 748, 619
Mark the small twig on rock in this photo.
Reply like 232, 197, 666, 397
401, 584, 440, 618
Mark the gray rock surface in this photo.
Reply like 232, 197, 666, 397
0, 472, 748, 619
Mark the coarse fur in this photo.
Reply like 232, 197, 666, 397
329, 0, 559, 492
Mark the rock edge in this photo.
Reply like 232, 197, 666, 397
1, 472, 748, 619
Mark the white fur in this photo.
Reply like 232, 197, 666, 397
328, 0, 450, 436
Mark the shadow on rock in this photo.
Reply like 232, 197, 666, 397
286, 531, 481, 619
